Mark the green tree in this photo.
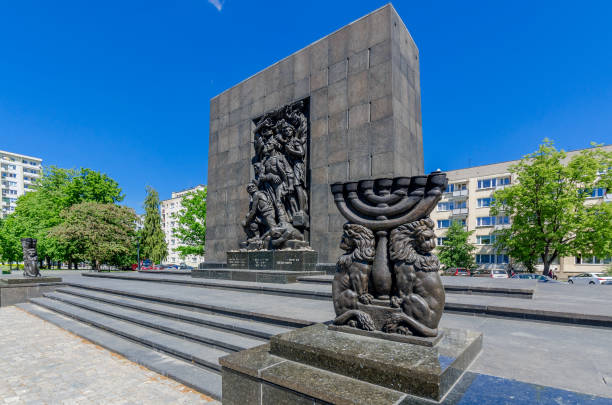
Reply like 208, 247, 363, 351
0, 216, 24, 269
2, 166, 125, 268
438, 221, 476, 270
491, 140, 612, 277
141, 186, 167, 263
172, 187, 207, 258
50, 202, 137, 269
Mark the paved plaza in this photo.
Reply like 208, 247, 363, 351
0, 306, 219, 404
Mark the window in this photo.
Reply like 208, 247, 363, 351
497, 216, 510, 224
444, 184, 454, 193
477, 178, 495, 189
476, 254, 495, 264
477, 235, 496, 245
437, 202, 453, 211
575, 256, 612, 265
437, 237, 447, 246
454, 200, 467, 209
497, 254, 509, 264
497, 177, 511, 186
477, 216, 495, 227
437, 220, 451, 229
477, 198, 492, 208
590, 188, 606, 198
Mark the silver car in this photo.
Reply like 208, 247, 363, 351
568, 272, 612, 285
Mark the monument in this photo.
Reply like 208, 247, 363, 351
218, 5, 482, 404
21, 238, 41, 278
205, 3, 424, 264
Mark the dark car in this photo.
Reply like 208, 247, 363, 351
510, 274, 560, 283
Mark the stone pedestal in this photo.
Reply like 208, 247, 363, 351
220, 324, 482, 404
0, 277, 63, 285
226, 250, 318, 271
0, 277, 63, 307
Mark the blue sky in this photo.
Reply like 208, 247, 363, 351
1, 1, 611, 213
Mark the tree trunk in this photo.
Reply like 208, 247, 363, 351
46, 256, 51, 269
542, 261, 551, 277
74, 261, 78, 270
57, 261, 62, 269
9, 262, 12, 270
68, 261, 73, 270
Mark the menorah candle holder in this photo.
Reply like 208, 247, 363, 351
331, 172, 447, 299
329, 172, 447, 337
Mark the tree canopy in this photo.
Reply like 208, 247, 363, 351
49, 202, 137, 269
491, 140, 612, 276
437, 221, 476, 270
172, 187, 207, 258
141, 186, 167, 263
0, 166, 127, 268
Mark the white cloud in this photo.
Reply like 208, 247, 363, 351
208, 0, 224, 11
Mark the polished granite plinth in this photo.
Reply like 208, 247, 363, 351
226, 250, 318, 271
220, 323, 482, 404
1, 276, 63, 285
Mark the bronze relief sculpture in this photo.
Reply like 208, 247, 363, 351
241, 99, 310, 250
330, 172, 447, 337
21, 238, 41, 278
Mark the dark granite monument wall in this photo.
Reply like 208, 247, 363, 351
206, 4, 424, 263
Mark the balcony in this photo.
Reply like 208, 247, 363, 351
494, 224, 511, 230
452, 189, 469, 198
451, 208, 468, 217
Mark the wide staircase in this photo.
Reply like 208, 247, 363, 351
17, 277, 300, 401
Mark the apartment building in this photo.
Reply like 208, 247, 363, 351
431, 145, 612, 279
161, 185, 206, 267
1, 150, 42, 218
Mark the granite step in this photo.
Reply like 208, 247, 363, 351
191, 268, 325, 284
17, 302, 222, 400
64, 280, 318, 328
42, 291, 266, 352
78, 272, 333, 300
29, 296, 230, 372
54, 286, 291, 339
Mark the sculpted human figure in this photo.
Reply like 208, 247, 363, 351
241, 100, 310, 249
242, 183, 277, 240
385, 218, 445, 337
332, 223, 376, 330
284, 122, 308, 214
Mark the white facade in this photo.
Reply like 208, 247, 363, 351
0, 150, 42, 218
161, 185, 206, 267
431, 145, 612, 279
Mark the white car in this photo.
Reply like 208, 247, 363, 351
568, 272, 612, 285
490, 269, 509, 279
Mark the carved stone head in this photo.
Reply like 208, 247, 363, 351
340, 223, 375, 261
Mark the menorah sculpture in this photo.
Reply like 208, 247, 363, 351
330, 172, 447, 337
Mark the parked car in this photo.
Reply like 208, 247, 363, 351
490, 269, 508, 279
510, 274, 560, 283
567, 273, 612, 285
178, 263, 194, 270
449, 268, 470, 276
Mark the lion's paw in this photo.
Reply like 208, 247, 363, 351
358, 293, 374, 305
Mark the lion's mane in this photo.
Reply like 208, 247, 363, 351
389, 218, 439, 272
338, 223, 376, 268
